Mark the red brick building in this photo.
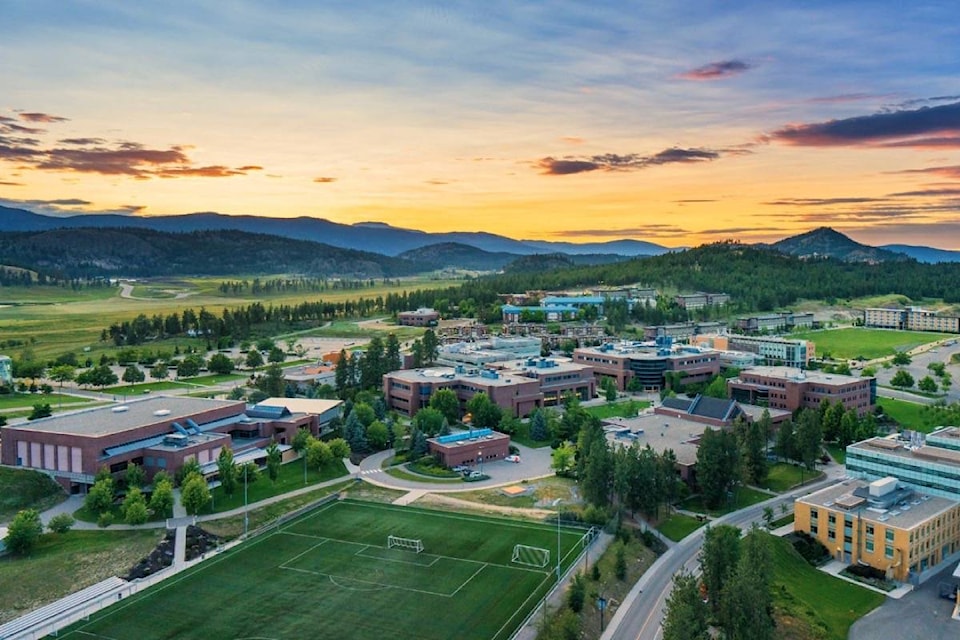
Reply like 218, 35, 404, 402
427, 428, 511, 467
727, 366, 876, 415
573, 344, 719, 392
398, 308, 440, 327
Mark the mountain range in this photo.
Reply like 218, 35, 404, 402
1, 206, 959, 269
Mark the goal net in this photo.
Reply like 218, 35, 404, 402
511, 544, 550, 568
387, 534, 424, 554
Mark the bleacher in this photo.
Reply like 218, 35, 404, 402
0, 576, 127, 639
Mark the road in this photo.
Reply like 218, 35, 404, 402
603, 470, 845, 640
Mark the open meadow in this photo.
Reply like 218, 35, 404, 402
56, 499, 592, 640
791, 327, 951, 360
0, 275, 459, 361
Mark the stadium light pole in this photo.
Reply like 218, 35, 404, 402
243, 463, 249, 537
553, 498, 562, 581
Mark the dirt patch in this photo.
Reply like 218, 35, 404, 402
125, 526, 219, 579
415, 493, 556, 521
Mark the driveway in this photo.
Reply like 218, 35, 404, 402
849, 562, 959, 640
357, 442, 555, 492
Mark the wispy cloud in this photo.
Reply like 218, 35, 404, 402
313, 176, 337, 183
0, 197, 145, 217
17, 112, 68, 123
891, 165, 960, 180
548, 224, 689, 239
771, 100, 960, 148
537, 147, 720, 175
763, 197, 885, 206
678, 59, 752, 81
887, 188, 960, 197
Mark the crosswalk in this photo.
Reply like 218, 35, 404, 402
359, 468, 383, 476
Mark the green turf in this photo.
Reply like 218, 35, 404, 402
769, 533, 884, 640
825, 443, 846, 464
58, 500, 591, 640
791, 327, 951, 360
384, 466, 464, 484
657, 512, 706, 541
0, 467, 67, 521
876, 397, 932, 432
204, 459, 349, 514
584, 399, 652, 420
103, 380, 197, 394
760, 463, 825, 492
0, 393, 93, 410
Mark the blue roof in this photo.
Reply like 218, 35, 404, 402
502, 304, 577, 313
436, 428, 493, 444
542, 296, 605, 305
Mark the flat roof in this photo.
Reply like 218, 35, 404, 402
389, 366, 541, 388
255, 397, 343, 416
736, 366, 867, 386
797, 480, 958, 530
602, 413, 714, 466
850, 438, 960, 468
5, 396, 244, 438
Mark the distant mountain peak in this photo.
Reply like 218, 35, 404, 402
769, 227, 910, 263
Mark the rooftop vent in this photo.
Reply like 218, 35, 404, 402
112, 406, 129, 413
153, 409, 171, 417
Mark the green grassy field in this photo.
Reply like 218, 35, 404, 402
770, 534, 884, 640
791, 327, 951, 360
0, 467, 67, 522
760, 463, 825, 492
657, 512, 706, 541
682, 485, 773, 517
876, 397, 933, 432
58, 500, 590, 640
0, 393, 93, 410
825, 443, 846, 464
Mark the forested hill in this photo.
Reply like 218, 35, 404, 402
0, 227, 424, 279
389, 242, 960, 317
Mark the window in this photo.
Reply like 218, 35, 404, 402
885, 545, 894, 559
865, 540, 874, 552
885, 529, 894, 542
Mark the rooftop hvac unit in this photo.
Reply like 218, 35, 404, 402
112, 406, 129, 413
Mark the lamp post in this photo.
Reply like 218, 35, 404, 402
479, 449, 483, 475
303, 450, 307, 486
243, 463, 249, 537
597, 593, 607, 632
553, 498, 562, 581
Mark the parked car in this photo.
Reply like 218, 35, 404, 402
505, 455, 521, 463
468, 471, 484, 479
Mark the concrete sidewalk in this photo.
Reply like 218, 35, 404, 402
819, 559, 914, 599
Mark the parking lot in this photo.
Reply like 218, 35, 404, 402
849, 563, 959, 640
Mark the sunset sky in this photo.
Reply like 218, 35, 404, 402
2, 1, 960, 248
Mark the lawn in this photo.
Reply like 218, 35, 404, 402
657, 512, 706, 541
203, 459, 349, 515
825, 443, 846, 464
682, 485, 773, 517
58, 500, 591, 640
584, 399, 652, 420
451, 476, 578, 510
760, 463, 825, 492
103, 380, 197, 394
791, 327, 951, 360
384, 466, 464, 484
0, 467, 67, 522
769, 533, 884, 640
0, 393, 93, 410
876, 396, 934, 432
0, 529, 162, 624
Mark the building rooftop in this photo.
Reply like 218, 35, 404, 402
428, 428, 510, 450
254, 397, 343, 417
849, 436, 960, 468
388, 366, 538, 388
601, 412, 715, 467
735, 366, 867, 386
797, 479, 958, 530
400, 308, 439, 316
3, 396, 244, 438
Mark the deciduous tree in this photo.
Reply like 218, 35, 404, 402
5, 509, 43, 555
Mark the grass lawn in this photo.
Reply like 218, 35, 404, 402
584, 399, 652, 420
58, 500, 588, 640
825, 443, 846, 464
657, 512, 706, 541
0, 529, 162, 624
760, 463, 826, 492
451, 476, 578, 510
203, 459, 349, 515
0, 467, 67, 522
0, 393, 93, 410
103, 380, 197, 394
791, 327, 951, 360
682, 485, 773, 517
185, 372, 249, 386
876, 396, 934, 432
384, 466, 464, 484
769, 533, 884, 640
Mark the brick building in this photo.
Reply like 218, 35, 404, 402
727, 366, 875, 415
427, 428, 511, 467
397, 308, 440, 327
573, 343, 720, 392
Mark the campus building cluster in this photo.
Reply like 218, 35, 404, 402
397, 308, 440, 327
691, 334, 814, 369
0, 396, 343, 491
673, 292, 730, 310
864, 307, 960, 334
734, 311, 815, 333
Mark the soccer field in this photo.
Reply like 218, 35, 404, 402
55, 500, 591, 640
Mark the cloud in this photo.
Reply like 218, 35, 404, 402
3, 122, 45, 135
763, 197, 885, 206
678, 59, 752, 81
313, 176, 337, 183
18, 112, 69, 123
236, 165, 263, 171
538, 147, 720, 175
155, 165, 248, 178
806, 93, 889, 104
674, 199, 717, 203
548, 224, 690, 239
560, 136, 585, 145
58, 138, 107, 146
771, 100, 960, 148
891, 165, 960, 180
0, 180, 23, 186
887, 188, 960, 198
0, 197, 145, 217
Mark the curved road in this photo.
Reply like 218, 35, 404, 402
602, 466, 846, 640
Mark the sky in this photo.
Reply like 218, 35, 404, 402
2, 1, 960, 249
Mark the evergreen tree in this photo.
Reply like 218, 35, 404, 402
343, 412, 368, 453
385, 333, 402, 373
721, 528, 774, 640
796, 408, 823, 470
775, 419, 796, 462
530, 409, 549, 441
696, 428, 739, 509
661, 571, 709, 640
422, 329, 439, 365
700, 524, 741, 617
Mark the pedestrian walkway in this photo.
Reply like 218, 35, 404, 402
392, 489, 426, 505
819, 559, 914, 599
359, 468, 384, 476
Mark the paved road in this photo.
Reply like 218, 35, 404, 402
603, 464, 847, 640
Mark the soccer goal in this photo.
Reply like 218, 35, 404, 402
387, 534, 424, 554
511, 544, 550, 568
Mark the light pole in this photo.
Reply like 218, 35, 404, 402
597, 593, 607, 632
553, 498, 562, 581
303, 450, 307, 486
479, 449, 483, 475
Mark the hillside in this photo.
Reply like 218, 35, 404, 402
768, 227, 910, 263
0, 227, 423, 278
397, 242, 518, 271
880, 244, 960, 263
503, 253, 577, 273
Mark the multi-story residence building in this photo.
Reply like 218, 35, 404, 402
734, 311, 815, 333
727, 366, 875, 415
726, 335, 813, 368
573, 343, 719, 392
674, 292, 730, 310
846, 428, 960, 501
794, 477, 960, 584
382, 357, 596, 418
864, 307, 960, 334
641, 322, 724, 341
397, 308, 440, 327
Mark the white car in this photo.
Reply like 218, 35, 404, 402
505, 455, 521, 463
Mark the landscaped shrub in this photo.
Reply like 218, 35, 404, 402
789, 531, 830, 566
846, 563, 886, 581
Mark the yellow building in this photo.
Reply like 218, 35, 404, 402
794, 477, 960, 584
